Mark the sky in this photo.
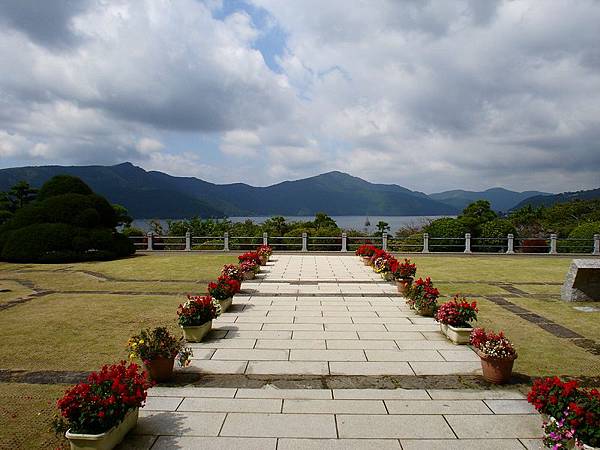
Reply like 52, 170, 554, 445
0, 0, 599, 194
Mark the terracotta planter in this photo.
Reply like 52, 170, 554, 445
243, 271, 255, 280
181, 321, 212, 343
445, 325, 473, 345
144, 356, 175, 382
65, 407, 138, 450
362, 257, 371, 266
219, 297, 233, 313
476, 349, 517, 384
396, 277, 413, 295
415, 306, 435, 317
259, 255, 268, 266
381, 272, 394, 282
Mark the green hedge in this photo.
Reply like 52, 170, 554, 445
425, 218, 468, 252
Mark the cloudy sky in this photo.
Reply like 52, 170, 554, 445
0, 0, 599, 193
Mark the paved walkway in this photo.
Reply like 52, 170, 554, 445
124, 255, 543, 449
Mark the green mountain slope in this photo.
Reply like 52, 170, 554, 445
430, 187, 551, 212
511, 188, 600, 210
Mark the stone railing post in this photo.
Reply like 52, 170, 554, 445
382, 233, 388, 251
464, 233, 472, 253
341, 233, 347, 252
422, 233, 430, 253
185, 232, 191, 251
593, 234, 600, 255
549, 234, 558, 254
223, 232, 229, 252
263, 232, 268, 246
146, 232, 153, 251
302, 233, 308, 252
506, 234, 515, 254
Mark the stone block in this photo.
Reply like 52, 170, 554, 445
561, 259, 600, 302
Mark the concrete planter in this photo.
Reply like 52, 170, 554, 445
445, 325, 473, 345
218, 297, 233, 313
439, 323, 448, 335
65, 407, 138, 450
396, 277, 413, 295
181, 321, 212, 342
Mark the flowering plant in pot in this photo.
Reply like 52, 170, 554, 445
470, 327, 517, 384
369, 248, 388, 267
528, 377, 600, 448
208, 275, 240, 312
127, 327, 193, 382
406, 277, 439, 316
54, 361, 152, 450
221, 264, 243, 282
390, 258, 416, 294
356, 244, 377, 264
177, 295, 221, 342
256, 245, 272, 264
238, 251, 261, 265
435, 296, 478, 344
374, 254, 394, 280
239, 260, 259, 279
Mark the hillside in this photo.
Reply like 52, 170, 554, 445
511, 187, 600, 210
430, 187, 550, 212
0, 163, 457, 218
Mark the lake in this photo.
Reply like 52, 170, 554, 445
131, 215, 451, 233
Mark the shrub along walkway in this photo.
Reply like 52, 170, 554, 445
125, 255, 543, 449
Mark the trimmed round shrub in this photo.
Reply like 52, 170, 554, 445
566, 221, 600, 253
476, 219, 517, 252
37, 175, 93, 200
425, 218, 468, 252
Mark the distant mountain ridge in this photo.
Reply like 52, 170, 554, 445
511, 188, 600, 210
0, 163, 457, 218
430, 187, 551, 212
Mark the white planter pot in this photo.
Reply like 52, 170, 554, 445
65, 407, 138, 450
218, 297, 232, 313
439, 323, 448, 336
446, 325, 473, 345
181, 321, 212, 342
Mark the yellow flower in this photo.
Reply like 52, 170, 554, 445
139, 339, 144, 344
131, 342, 137, 348
129, 353, 136, 360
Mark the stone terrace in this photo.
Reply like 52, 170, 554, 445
125, 255, 543, 449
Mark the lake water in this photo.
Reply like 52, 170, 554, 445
132, 215, 450, 233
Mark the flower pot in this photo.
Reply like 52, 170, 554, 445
382, 272, 394, 282
362, 257, 371, 266
396, 278, 413, 295
243, 271, 255, 280
181, 321, 212, 343
439, 323, 448, 336
219, 297, 233, 313
144, 356, 175, 382
581, 444, 600, 450
65, 407, 139, 450
415, 306, 435, 317
446, 325, 473, 345
476, 349, 517, 384
259, 255, 268, 266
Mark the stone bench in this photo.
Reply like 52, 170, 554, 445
561, 259, 600, 302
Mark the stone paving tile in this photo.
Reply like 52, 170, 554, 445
188, 348, 216, 359
134, 411, 226, 436
277, 438, 402, 449
438, 349, 480, 361
148, 387, 237, 398
283, 399, 387, 414
421, 331, 448, 341
143, 396, 183, 411
484, 400, 538, 414
400, 439, 526, 450
409, 361, 481, 375
262, 323, 324, 331
225, 330, 293, 339
220, 413, 337, 438
216, 322, 263, 330
246, 361, 330, 375
191, 339, 256, 349
357, 331, 425, 340
365, 349, 444, 362
384, 399, 492, 415
186, 360, 248, 374
395, 340, 460, 350
520, 438, 545, 449
236, 388, 332, 399
333, 389, 429, 400
445, 415, 543, 438
329, 361, 414, 375
177, 397, 282, 413
427, 389, 526, 400
211, 348, 289, 361
256, 339, 326, 349
326, 339, 398, 349
293, 331, 358, 340
337, 414, 455, 439
290, 349, 366, 361
325, 323, 388, 331
151, 436, 277, 450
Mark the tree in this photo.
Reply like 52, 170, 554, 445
263, 216, 288, 236
375, 221, 390, 237
7, 181, 37, 210
459, 200, 497, 234
113, 204, 133, 228
313, 212, 338, 230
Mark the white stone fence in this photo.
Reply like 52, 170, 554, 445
129, 232, 600, 255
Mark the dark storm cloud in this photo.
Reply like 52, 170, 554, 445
0, 0, 92, 48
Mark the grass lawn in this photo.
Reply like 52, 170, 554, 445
0, 253, 598, 448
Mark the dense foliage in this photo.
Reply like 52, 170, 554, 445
0, 176, 134, 262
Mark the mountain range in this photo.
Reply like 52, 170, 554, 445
0, 162, 593, 219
